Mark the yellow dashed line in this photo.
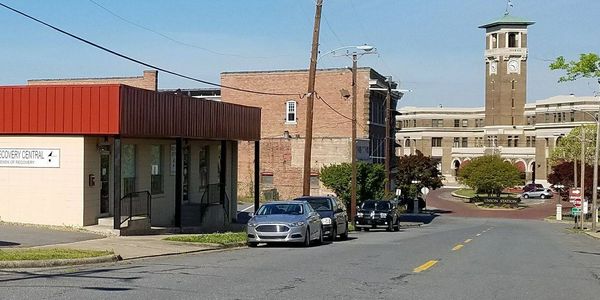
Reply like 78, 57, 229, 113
413, 260, 439, 273
451, 244, 464, 251
464, 239, 472, 244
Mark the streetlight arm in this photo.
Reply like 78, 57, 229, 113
317, 45, 376, 62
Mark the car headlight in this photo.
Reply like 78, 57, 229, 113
247, 222, 257, 227
380, 212, 387, 218
321, 217, 332, 225
289, 221, 306, 227
357, 212, 363, 217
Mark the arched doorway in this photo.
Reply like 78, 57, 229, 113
452, 159, 461, 177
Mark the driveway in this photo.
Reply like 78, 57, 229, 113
0, 223, 102, 248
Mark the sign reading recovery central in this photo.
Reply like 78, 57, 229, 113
0, 148, 60, 168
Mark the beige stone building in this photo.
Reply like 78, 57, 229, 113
396, 14, 600, 185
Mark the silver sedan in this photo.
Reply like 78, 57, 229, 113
247, 201, 323, 247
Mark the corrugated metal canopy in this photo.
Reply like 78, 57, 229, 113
0, 84, 261, 141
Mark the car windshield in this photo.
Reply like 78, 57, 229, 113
305, 198, 332, 211
376, 201, 391, 210
360, 201, 377, 210
256, 204, 303, 215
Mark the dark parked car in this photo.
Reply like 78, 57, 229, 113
523, 183, 544, 193
355, 200, 401, 232
295, 196, 349, 240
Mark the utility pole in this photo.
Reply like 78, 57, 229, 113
302, 0, 323, 196
580, 128, 585, 230
593, 87, 600, 232
350, 54, 358, 223
384, 77, 392, 194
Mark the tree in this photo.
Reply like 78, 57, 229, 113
550, 53, 600, 82
395, 151, 444, 199
319, 162, 386, 207
548, 161, 597, 197
458, 155, 522, 197
550, 125, 596, 165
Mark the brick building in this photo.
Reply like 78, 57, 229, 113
28, 70, 158, 91
396, 13, 600, 185
221, 68, 402, 200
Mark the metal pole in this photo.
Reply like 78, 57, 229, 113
594, 117, 600, 232
350, 54, 358, 224
254, 141, 260, 214
113, 137, 121, 230
580, 128, 585, 230
302, 0, 323, 196
384, 77, 392, 194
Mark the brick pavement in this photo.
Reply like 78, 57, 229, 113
426, 188, 569, 219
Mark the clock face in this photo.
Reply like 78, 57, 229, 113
508, 60, 519, 73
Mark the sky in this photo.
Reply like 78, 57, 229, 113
0, 0, 599, 108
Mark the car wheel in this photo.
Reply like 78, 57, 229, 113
394, 219, 400, 231
340, 223, 349, 240
523, 194, 529, 199
248, 242, 258, 247
303, 227, 311, 247
386, 220, 393, 232
540, 194, 546, 199
331, 225, 338, 241
317, 226, 324, 245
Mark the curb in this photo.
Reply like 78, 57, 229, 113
451, 192, 472, 200
0, 254, 120, 269
585, 232, 600, 240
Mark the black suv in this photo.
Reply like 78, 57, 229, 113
355, 200, 401, 232
295, 196, 349, 240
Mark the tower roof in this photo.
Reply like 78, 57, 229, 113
479, 14, 535, 28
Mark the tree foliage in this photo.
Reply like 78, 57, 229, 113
319, 162, 386, 206
395, 151, 444, 198
548, 161, 597, 197
550, 53, 600, 82
458, 155, 522, 197
550, 125, 597, 165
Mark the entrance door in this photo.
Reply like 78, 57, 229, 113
100, 154, 110, 215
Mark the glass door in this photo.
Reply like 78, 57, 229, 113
100, 153, 110, 215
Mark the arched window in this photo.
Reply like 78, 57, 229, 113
285, 100, 297, 123
404, 139, 411, 147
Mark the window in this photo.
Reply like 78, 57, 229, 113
310, 174, 320, 189
570, 111, 575, 122
261, 172, 274, 187
453, 137, 460, 148
462, 119, 468, 127
404, 139, 411, 147
454, 119, 460, 127
475, 119, 484, 127
432, 119, 443, 127
285, 100, 297, 123
511, 80, 516, 90
122, 144, 136, 195
462, 137, 468, 148
413, 119, 416, 127
511, 98, 515, 108
508, 32, 518, 48
432, 137, 442, 147
487, 136, 498, 147
150, 145, 163, 195
475, 137, 484, 147
491, 33, 498, 49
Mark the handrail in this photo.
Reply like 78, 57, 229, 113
120, 191, 151, 227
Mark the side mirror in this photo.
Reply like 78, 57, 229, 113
249, 212, 254, 217
336, 208, 344, 213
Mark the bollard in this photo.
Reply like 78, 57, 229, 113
556, 204, 562, 221
413, 198, 419, 214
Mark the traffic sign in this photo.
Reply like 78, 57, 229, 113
420, 187, 430, 196
572, 198, 582, 207
572, 207, 581, 216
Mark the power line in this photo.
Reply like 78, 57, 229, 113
87, 0, 286, 60
315, 92, 367, 131
0, 2, 301, 97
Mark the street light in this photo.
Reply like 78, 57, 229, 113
305, 45, 376, 223
571, 107, 599, 231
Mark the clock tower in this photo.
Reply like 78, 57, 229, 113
480, 14, 534, 126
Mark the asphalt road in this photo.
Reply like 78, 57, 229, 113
1, 216, 599, 299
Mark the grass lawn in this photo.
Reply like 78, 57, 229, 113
164, 232, 247, 245
0, 248, 113, 261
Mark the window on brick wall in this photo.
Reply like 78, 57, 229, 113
432, 137, 442, 147
454, 119, 460, 127
462, 119, 468, 127
432, 119, 443, 127
285, 100, 297, 123
462, 137, 468, 147
453, 137, 460, 148
261, 172, 274, 188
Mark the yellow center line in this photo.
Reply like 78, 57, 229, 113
413, 260, 439, 273
464, 239, 472, 244
452, 244, 464, 251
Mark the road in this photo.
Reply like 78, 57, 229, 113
1, 215, 599, 299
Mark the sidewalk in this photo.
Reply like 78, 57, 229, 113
35, 235, 227, 260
